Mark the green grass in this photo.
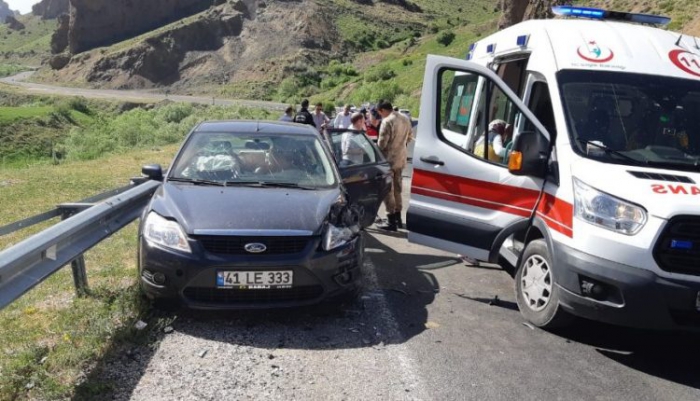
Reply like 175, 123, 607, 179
0, 106, 55, 123
0, 64, 29, 78
0, 145, 179, 401
0, 14, 54, 54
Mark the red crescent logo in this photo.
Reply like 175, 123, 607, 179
577, 47, 614, 63
669, 49, 700, 78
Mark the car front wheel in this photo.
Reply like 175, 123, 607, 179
515, 239, 572, 329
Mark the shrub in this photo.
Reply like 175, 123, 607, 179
64, 104, 272, 160
437, 31, 456, 47
66, 97, 92, 115
364, 65, 396, 83
350, 80, 404, 105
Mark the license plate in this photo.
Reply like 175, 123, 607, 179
216, 270, 293, 289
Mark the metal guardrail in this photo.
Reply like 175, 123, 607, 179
0, 178, 160, 311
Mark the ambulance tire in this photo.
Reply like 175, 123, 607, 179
515, 239, 573, 329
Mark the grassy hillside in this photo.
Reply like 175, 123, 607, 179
308, 18, 497, 115
0, 14, 54, 65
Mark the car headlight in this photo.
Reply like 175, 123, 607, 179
573, 179, 646, 235
323, 223, 356, 251
143, 212, 191, 252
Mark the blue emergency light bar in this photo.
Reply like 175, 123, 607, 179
552, 5, 671, 26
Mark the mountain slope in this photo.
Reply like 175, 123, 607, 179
7, 0, 700, 107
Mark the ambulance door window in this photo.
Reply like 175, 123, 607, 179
438, 70, 518, 166
524, 82, 556, 139
440, 71, 480, 148
495, 59, 528, 93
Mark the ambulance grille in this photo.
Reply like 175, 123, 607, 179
628, 171, 694, 183
653, 216, 700, 275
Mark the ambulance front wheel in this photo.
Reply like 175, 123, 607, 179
515, 239, 573, 329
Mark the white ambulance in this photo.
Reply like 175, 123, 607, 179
408, 6, 700, 330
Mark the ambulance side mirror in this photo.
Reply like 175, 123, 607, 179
508, 131, 549, 178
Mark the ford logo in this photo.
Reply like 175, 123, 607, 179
244, 243, 267, 253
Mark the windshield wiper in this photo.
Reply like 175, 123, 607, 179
167, 177, 226, 186
577, 140, 648, 165
226, 181, 316, 190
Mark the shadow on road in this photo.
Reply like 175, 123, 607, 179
73, 231, 452, 400
553, 318, 700, 389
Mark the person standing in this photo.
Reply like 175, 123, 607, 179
312, 102, 330, 133
365, 107, 381, 141
279, 106, 294, 122
293, 99, 316, 127
376, 100, 412, 231
340, 112, 367, 165
333, 104, 353, 129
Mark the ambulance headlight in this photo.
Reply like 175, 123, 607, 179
573, 179, 647, 235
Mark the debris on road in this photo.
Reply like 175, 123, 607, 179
198, 350, 208, 358
425, 321, 440, 329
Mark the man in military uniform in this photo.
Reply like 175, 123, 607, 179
376, 100, 413, 231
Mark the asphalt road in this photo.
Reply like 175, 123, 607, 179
0, 72, 287, 111
78, 171, 700, 401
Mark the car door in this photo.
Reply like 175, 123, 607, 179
327, 129, 391, 228
407, 55, 553, 262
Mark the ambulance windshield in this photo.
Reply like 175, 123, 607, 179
559, 70, 700, 172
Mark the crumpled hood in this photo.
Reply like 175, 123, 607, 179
149, 183, 341, 235
571, 158, 700, 219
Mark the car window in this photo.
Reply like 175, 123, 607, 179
169, 132, 337, 188
329, 130, 379, 167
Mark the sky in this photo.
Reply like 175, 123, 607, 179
5, 0, 40, 14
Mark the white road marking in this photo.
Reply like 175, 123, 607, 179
363, 255, 428, 400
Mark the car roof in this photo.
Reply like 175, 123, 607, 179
195, 120, 319, 136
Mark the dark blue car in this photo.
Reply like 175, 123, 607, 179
138, 121, 391, 309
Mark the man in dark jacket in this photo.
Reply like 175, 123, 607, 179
293, 99, 316, 127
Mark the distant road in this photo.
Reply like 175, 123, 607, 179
0, 71, 288, 111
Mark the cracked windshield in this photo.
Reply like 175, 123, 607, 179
171, 132, 337, 188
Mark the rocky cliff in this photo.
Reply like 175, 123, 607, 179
31, 0, 70, 19
67, 0, 218, 54
498, 0, 566, 29
0, 0, 14, 22
49, 0, 337, 92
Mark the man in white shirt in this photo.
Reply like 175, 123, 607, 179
333, 104, 353, 129
312, 102, 330, 133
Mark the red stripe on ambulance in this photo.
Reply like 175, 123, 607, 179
412, 169, 574, 237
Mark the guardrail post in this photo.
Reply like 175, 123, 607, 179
60, 209, 89, 296
70, 256, 88, 297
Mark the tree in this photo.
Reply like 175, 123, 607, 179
437, 31, 456, 47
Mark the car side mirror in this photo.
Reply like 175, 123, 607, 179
508, 131, 549, 178
142, 164, 163, 181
